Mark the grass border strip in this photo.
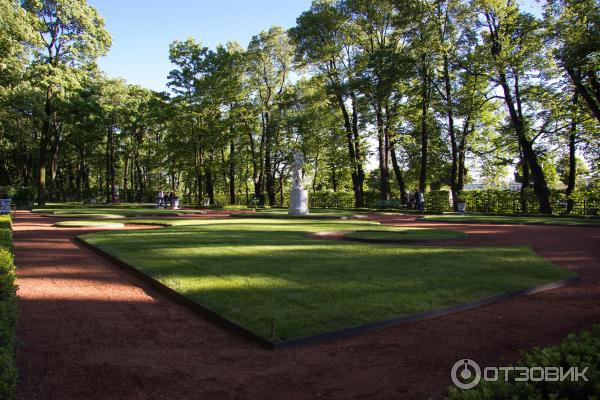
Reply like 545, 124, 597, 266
417, 217, 600, 228
74, 236, 578, 350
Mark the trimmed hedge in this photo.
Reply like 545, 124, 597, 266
425, 190, 451, 211
448, 326, 600, 399
458, 189, 600, 216
0, 215, 16, 400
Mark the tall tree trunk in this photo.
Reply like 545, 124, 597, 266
331, 163, 338, 193
229, 140, 236, 204
49, 125, 61, 201
566, 67, 600, 124
498, 72, 552, 214
245, 120, 263, 205
457, 134, 467, 192
519, 147, 530, 214
443, 54, 459, 210
389, 138, 406, 204
105, 127, 111, 203
566, 91, 578, 214
376, 105, 390, 201
38, 87, 53, 206
123, 152, 129, 201
351, 94, 365, 207
419, 60, 429, 193
264, 112, 276, 206
335, 91, 364, 207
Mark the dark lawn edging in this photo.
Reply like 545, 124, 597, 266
74, 235, 579, 350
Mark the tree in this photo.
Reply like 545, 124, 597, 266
545, 0, 600, 124
247, 26, 294, 206
292, 1, 367, 206
476, 0, 554, 213
24, 0, 111, 205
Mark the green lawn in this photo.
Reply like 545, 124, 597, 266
80, 218, 573, 341
34, 207, 201, 217
344, 227, 466, 241
233, 207, 370, 219
47, 213, 126, 219
54, 220, 125, 228
424, 214, 600, 226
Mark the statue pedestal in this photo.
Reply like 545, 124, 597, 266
288, 186, 309, 215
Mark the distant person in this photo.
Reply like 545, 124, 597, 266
170, 192, 180, 209
156, 190, 165, 208
168, 192, 175, 207
417, 190, 425, 213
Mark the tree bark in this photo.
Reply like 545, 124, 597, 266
566, 91, 578, 214
566, 67, 600, 124
442, 54, 459, 210
229, 140, 236, 204
264, 111, 276, 206
418, 59, 429, 193
38, 87, 53, 206
375, 105, 391, 200
389, 138, 406, 204
335, 91, 364, 207
498, 72, 552, 214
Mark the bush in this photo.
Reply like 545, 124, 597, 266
0, 215, 16, 400
458, 188, 600, 216
425, 190, 451, 211
447, 326, 600, 400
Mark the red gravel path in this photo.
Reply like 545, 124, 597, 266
13, 211, 600, 400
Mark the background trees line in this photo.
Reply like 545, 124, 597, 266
0, 0, 598, 213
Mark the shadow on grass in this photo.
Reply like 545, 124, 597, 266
81, 224, 574, 341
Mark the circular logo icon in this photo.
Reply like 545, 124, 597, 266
451, 359, 481, 390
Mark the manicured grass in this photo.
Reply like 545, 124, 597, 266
424, 214, 600, 226
234, 208, 373, 219
33, 207, 201, 217
54, 220, 125, 228
344, 227, 466, 241
46, 213, 126, 219
80, 218, 573, 341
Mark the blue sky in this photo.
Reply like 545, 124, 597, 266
90, 0, 542, 93
89, 0, 312, 92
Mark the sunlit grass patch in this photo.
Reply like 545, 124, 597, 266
80, 218, 573, 340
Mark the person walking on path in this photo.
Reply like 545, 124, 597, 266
417, 191, 425, 213
156, 190, 165, 208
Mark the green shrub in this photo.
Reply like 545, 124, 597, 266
458, 188, 600, 216
425, 190, 451, 211
0, 230, 11, 252
0, 217, 10, 232
447, 326, 600, 400
0, 215, 17, 400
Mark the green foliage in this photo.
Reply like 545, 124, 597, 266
425, 190, 452, 211
0, 215, 16, 400
309, 191, 356, 209
1, 0, 598, 220
447, 326, 600, 400
459, 189, 600, 215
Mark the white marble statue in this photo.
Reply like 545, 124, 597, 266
292, 152, 304, 188
288, 151, 309, 215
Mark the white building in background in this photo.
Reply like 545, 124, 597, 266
463, 183, 486, 191
463, 181, 522, 191
507, 181, 522, 191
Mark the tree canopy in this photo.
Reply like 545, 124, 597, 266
0, 0, 598, 213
